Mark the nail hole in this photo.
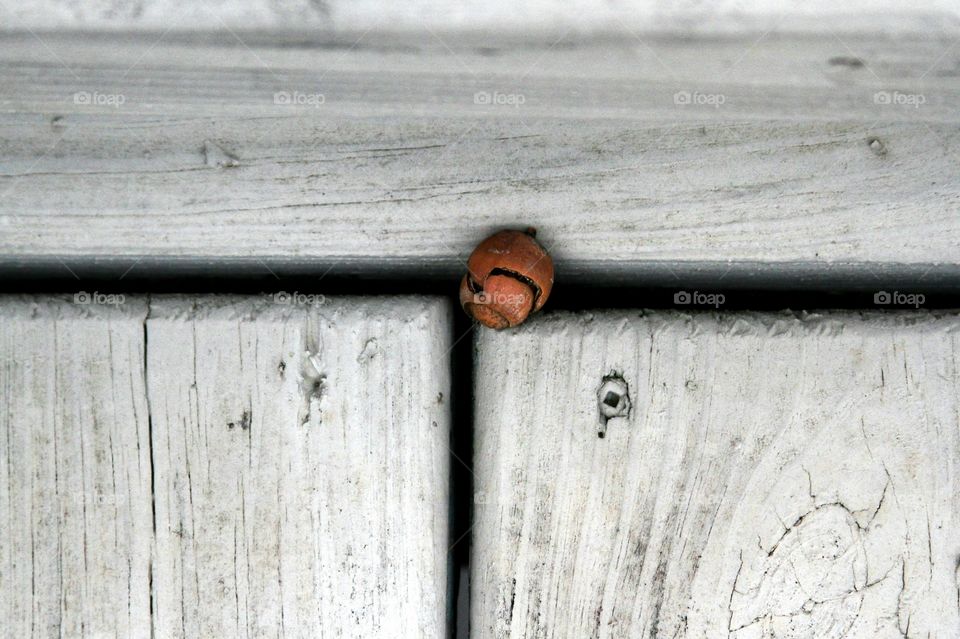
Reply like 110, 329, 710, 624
597, 372, 631, 432
868, 137, 887, 156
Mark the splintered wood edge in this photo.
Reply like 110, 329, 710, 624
475, 308, 960, 342
145, 293, 451, 324
0, 294, 451, 323
0, 294, 149, 319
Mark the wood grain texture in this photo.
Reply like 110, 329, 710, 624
2, 0, 959, 33
473, 310, 960, 638
0, 297, 153, 638
0, 294, 452, 638
146, 295, 452, 638
1, 33, 959, 281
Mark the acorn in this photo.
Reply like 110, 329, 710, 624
459, 228, 554, 329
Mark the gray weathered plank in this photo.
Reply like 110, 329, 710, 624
473, 310, 960, 637
146, 296, 451, 638
2, 0, 958, 33
1, 33, 958, 282
0, 295, 452, 637
0, 297, 153, 638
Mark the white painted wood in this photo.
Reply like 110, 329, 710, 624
473, 310, 960, 637
0, 296, 153, 638
146, 295, 451, 638
0, 295, 452, 638
1, 33, 959, 280
1, 0, 958, 33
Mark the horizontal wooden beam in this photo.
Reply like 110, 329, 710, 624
2, 1, 959, 33
1, 33, 958, 284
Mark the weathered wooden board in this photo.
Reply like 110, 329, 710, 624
1, 33, 959, 283
0, 297, 153, 638
473, 310, 960, 637
0, 295, 452, 637
146, 295, 452, 638
2, 0, 958, 33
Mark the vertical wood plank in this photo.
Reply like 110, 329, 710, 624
0, 297, 153, 638
147, 296, 451, 637
473, 311, 960, 638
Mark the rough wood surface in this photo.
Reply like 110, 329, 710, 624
2, 0, 958, 33
0, 295, 452, 638
1, 33, 959, 282
473, 310, 960, 638
147, 296, 451, 638
0, 298, 153, 638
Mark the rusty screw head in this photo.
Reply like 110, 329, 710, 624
460, 228, 554, 329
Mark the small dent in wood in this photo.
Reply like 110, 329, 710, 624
597, 372, 631, 437
227, 410, 251, 431
202, 140, 240, 168
828, 56, 865, 68
357, 338, 382, 363
867, 137, 887, 156
299, 350, 327, 426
